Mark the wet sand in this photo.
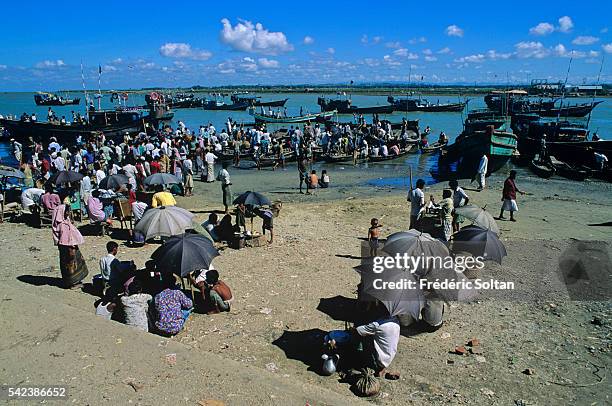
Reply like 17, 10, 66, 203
0, 168, 610, 404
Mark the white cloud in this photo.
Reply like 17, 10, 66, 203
422, 49, 433, 55
0, 64, 7, 69
360, 34, 369, 44
588, 50, 600, 57
385, 41, 401, 49
553, 44, 586, 58
515, 41, 549, 58
572, 36, 599, 45
35, 59, 66, 68
455, 54, 485, 63
258, 58, 279, 68
393, 48, 418, 59
327, 47, 335, 55
602, 43, 612, 54
220, 18, 293, 55
101, 65, 117, 72
437, 47, 451, 54
159, 42, 212, 60
601, 28, 609, 34
486, 50, 512, 60
529, 22, 555, 36
424, 56, 438, 62
372, 36, 383, 44
383, 55, 401, 66
445, 25, 464, 37
558, 16, 573, 33
408, 36, 427, 44
111, 58, 123, 64
303, 36, 314, 45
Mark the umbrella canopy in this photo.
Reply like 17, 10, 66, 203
49, 170, 83, 186
0, 166, 25, 179
151, 233, 219, 277
144, 173, 180, 186
98, 174, 129, 190
134, 205, 195, 240
454, 205, 500, 235
451, 225, 507, 264
358, 260, 425, 319
382, 230, 450, 277
233, 191, 271, 207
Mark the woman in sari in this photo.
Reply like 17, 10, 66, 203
52, 204, 88, 288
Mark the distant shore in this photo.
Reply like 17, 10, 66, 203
2, 84, 611, 97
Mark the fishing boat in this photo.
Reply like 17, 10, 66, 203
387, 96, 466, 112
322, 153, 354, 163
420, 140, 448, 154
484, 90, 603, 117
366, 145, 416, 162
34, 92, 80, 106
231, 94, 289, 107
550, 156, 590, 181
203, 100, 249, 111
251, 110, 336, 124
434, 126, 518, 180
0, 107, 165, 143
529, 158, 555, 179
318, 97, 394, 115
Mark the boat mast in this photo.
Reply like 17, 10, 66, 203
80, 60, 89, 117
556, 54, 573, 125
97, 65, 102, 111
585, 55, 604, 130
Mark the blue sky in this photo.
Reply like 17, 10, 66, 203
0, 0, 611, 90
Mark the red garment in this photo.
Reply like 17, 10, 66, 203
150, 160, 161, 174
502, 178, 517, 200
128, 190, 136, 205
41, 159, 50, 175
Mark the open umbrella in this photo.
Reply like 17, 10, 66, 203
357, 259, 425, 320
98, 174, 129, 190
151, 233, 219, 277
134, 205, 195, 240
0, 166, 25, 179
454, 205, 500, 235
233, 191, 271, 207
451, 225, 507, 264
382, 230, 450, 277
144, 173, 180, 186
49, 170, 83, 186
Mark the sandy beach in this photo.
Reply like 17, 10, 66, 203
1, 169, 610, 405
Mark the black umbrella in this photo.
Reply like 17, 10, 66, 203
98, 174, 129, 190
233, 191, 271, 207
144, 173, 180, 186
451, 225, 507, 264
49, 170, 83, 186
151, 233, 219, 277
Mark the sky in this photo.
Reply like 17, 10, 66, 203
0, 0, 611, 90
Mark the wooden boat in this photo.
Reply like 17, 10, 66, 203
529, 158, 555, 178
318, 97, 394, 114
231, 95, 289, 107
322, 153, 354, 163
203, 100, 249, 110
550, 157, 590, 181
0, 107, 165, 143
434, 126, 518, 181
420, 140, 448, 154
252, 110, 336, 124
533, 101, 603, 118
387, 96, 465, 112
366, 145, 415, 162
34, 92, 80, 106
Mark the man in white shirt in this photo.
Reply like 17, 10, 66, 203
51, 152, 65, 172
476, 154, 488, 190
131, 200, 148, 223
204, 150, 217, 183
355, 317, 401, 379
407, 179, 425, 230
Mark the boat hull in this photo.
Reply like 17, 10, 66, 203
253, 111, 336, 124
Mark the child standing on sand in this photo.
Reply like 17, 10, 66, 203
368, 218, 383, 257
